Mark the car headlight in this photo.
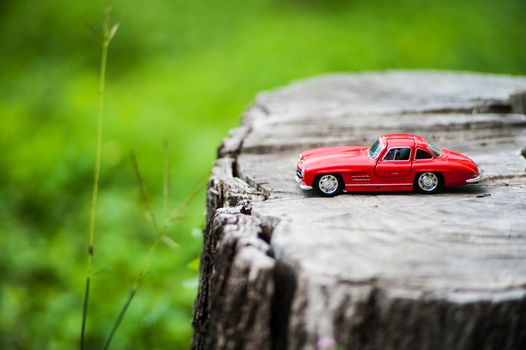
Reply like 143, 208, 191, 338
298, 153, 302, 161
301, 167, 305, 176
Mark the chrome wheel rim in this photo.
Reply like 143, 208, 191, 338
418, 172, 439, 192
318, 175, 339, 194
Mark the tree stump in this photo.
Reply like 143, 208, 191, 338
192, 71, 526, 350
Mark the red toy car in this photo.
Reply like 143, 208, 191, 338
295, 134, 480, 196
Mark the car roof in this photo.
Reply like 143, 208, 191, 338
381, 134, 427, 148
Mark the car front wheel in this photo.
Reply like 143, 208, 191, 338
314, 174, 343, 197
415, 172, 442, 194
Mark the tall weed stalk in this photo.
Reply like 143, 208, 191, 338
81, 9, 204, 350
101, 149, 204, 349
80, 7, 118, 350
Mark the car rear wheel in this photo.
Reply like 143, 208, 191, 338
415, 172, 442, 194
314, 174, 343, 197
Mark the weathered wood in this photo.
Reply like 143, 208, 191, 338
192, 71, 526, 350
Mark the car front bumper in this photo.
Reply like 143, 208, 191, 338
295, 174, 312, 190
466, 174, 481, 184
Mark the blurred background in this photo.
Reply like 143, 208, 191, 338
0, 0, 525, 348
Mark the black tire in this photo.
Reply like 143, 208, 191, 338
414, 172, 442, 194
314, 174, 344, 197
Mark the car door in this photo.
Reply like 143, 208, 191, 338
374, 147, 412, 178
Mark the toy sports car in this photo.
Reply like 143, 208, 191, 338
295, 134, 480, 196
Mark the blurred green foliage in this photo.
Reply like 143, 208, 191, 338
0, 0, 525, 348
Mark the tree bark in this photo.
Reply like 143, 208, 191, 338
192, 71, 526, 350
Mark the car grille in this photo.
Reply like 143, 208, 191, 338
296, 169, 303, 180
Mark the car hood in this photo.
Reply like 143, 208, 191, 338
299, 146, 369, 168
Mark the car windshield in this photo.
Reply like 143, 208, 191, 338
368, 138, 384, 159
427, 142, 442, 157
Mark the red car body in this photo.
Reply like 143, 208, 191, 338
295, 134, 480, 196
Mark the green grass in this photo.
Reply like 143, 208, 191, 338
0, 0, 525, 348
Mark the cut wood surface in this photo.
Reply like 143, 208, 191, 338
192, 71, 526, 350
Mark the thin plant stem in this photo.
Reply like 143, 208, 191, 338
101, 238, 160, 350
100, 289, 136, 350
166, 176, 207, 225
130, 152, 160, 235
101, 152, 205, 349
80, 7, 118, 350
101, 153, 163, 350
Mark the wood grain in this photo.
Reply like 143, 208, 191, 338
192, 71, 526, 350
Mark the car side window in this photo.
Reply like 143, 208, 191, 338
415, 149, 433, 159
383, 147, 411, 161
